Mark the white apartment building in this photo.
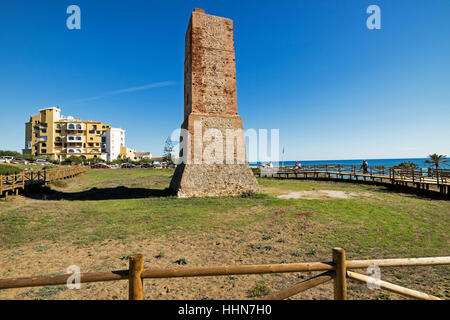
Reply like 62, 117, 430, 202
102, 128, 125, 161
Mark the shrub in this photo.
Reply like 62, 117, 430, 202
291, 251, 301, 257
393, 161, 418, 170
247, 280, 271, 298
175, 258, 187, 265
63, 156, 83, 164
0, 164, 23, 175
0, 150, 22, 157
155, 252, 165, 259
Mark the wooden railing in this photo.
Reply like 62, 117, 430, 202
0, 166, 89, 198
0, 248, 448, 300
255, 165, 449, 196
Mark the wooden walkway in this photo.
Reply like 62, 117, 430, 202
256, 165, 450, 197
0, 166, 89, 199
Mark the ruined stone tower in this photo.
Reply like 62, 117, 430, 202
169, 8, 259, 197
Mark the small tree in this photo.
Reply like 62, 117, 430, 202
162, 137, 174, 163
425, 154, 448, 169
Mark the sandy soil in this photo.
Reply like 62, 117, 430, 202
0, 231, 342, 300
278, 190, 373, 200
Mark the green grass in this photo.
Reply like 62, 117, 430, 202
1, 168, 449, 299
247, 280, 271, 298
0, 169, 449, 261
0, 164, 22, 175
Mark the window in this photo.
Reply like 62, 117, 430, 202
95, 143, 99, 146
41, 129, 47, 133
96, 131, 100, 134
42, 149, 47, 153
68, 124, 75, 129
76, 124, 82, 130
90, 137, 93, 140
56, 124, 61, 129
89, 130, 95, 134
93, 125, 97, 130
42, 143, 47, 147
56, 130, 61, 133
76, 137, 82, 141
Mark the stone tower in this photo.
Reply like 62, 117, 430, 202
169, 8, 259, 197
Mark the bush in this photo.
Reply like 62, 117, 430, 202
63, 156, 83, 164
0, 164, 23, 175
393, 161, 418, 170
0, 150, 22, 157
247, 280, 271, 298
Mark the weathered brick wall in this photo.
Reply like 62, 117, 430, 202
170, 9, 259, 197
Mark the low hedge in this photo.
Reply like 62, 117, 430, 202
0, 164, 23, 175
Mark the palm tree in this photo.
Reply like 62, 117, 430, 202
424, 154, 448, 169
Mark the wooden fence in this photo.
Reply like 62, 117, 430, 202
0, 166, 89, 199
0, 248, 448, 300
255, 165, 450, 196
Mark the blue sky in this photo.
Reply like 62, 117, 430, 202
0, 0, 449, 160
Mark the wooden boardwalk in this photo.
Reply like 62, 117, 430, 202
256, 164, 450, 197
0, 166, 88, 199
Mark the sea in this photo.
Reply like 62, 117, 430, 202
249, 158, 431, 168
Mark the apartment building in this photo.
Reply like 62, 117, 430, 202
102, 127, 125, 161
24, 107, 117, 161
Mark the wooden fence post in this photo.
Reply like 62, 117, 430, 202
333, 247, 347, 300
129, 254, 144, 300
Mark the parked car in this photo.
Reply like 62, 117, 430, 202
121, 162, 136, 168
11, 158, 29, 164
34, 159, 51, 165
141, 163, 153, 168
91, 163, 110, 169
0, 156, 14, 163
109, 163, 119, 169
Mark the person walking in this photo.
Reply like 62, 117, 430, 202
361, 160, 369, 174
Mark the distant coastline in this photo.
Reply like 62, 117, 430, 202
249, 158, 432, 168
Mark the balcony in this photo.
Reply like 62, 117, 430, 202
67, 148, 85, 154
67, 135, 84, 142
67, 123, 85, 130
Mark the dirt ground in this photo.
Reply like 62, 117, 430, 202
1, 229, 337, 300
0, 171, 448, 300
277, 190, 373, 200
1, 222, 438, 300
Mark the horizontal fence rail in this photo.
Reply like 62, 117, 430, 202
0, 248, 448, 300
0, 166, 88, 198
